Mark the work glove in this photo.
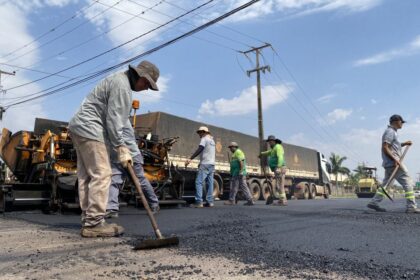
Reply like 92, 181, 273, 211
118, 146, 132, 168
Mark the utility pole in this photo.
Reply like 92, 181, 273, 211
241, 43, 271, 169
0, 69, 15, 120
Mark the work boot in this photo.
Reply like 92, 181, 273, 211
205, 202, 214, 208
81, 221, 124, 238
243, 200, 255, 206
224, 200, 235, 206
193, 203, 204, 208
405, 208, 420, 214
367, 203, 386, 212
105, 210, 119, 219
274, 199, 288, 206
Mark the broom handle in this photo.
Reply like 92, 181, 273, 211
127, 164, 163, 239
382, 145, 410, 189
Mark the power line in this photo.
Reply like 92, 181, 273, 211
127, 0, 251, 48
266, 48, 365, 161
4, 0, 262, 109
4, 0, 215, 93
163, 0, 265, 46
2, 0, 123, 65
0, 1, 98, 60
4, 0, 166, 72
0, 62, 72, 79
261, 74, 359, 165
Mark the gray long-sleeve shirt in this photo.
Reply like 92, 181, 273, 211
69, 72, 132, 148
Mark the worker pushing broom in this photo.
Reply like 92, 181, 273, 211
367, 114, 420, 213
69, 61, 179, 249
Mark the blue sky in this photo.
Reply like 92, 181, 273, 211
1, 0, 420, 180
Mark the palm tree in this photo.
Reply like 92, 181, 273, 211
329, 153, 350, 189
353, 164, 368, 180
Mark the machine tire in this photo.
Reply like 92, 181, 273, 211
309, 184, 317, 199
248, 179, 262, 201
303, 184, 310, 200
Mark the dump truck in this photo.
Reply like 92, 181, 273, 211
355, 167, 380, 198
133, 112, 333, 201
0, 118, 183, 212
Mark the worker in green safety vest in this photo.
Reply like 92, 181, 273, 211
260, 135, 288, 206
224, 142, 254, 206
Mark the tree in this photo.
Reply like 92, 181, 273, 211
329, 153, 350, 188
353, 164, 368, 180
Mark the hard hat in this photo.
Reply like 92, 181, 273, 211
228, 142, 239, 148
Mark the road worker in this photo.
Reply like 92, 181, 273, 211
367, 114, 420, 213
69, 60, 160, 237
224, 142, 254, 206
260, 135, 288, 206
185, 126, 215, 208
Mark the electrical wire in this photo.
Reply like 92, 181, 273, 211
127, 0, 251, 48
0, 0, 99, 60
4, 0, 262, 108
163, 0, 266, 46
2, 0, 123, 65
5, 0, 166, 72
266, 48, 366, 162
4, 0, 214, 92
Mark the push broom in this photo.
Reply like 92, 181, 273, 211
126, 164, 179, 250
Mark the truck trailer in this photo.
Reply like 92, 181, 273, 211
134, 112, 332, 201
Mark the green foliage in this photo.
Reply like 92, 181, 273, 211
329, 152, 350, 187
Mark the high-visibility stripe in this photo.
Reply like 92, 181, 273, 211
406, 196, 415, 199
376, 191, 385, 196
405, 191, 414, 195
279, 193, 286, 198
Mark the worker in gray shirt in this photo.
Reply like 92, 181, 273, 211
69, 61, 160, 237
367, 114, 419, 213
185, 126, 216, 208
106, 120, 159, 218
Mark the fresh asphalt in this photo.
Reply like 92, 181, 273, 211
3, 198, 420, 279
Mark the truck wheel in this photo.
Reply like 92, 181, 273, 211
212, 179, 221, 200
303, 185, 310, 200
323, 185, 330, 199
260, 179, 272, 201
248, 179, 261, 201
309, 184, 316, 199
0, 190, 5, 213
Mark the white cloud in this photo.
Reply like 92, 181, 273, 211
0, 2, 46, 132
83, 0, 174, 54
208, 0, 382, 22
317, 94, 335, 103
371, 99, 377, 104
134, 75, 170, 103
198, 84, 291, 116
324, 108, 352, 124
0, 0, 79, 131
354, 35, 420, 66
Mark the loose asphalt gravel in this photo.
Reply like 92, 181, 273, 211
1, 198, 420, 279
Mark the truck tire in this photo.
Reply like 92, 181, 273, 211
323, 184, 330, 199
309, 184, 316, 199
0, 190, 5, 213
260, 179, 272, 201
248, 179, 262, 201
303, 184, 310, 200
212, 179, 221, 200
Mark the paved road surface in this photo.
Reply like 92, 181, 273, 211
1, 198, 420, 279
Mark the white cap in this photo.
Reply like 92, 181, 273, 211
196, 126, 209, 133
